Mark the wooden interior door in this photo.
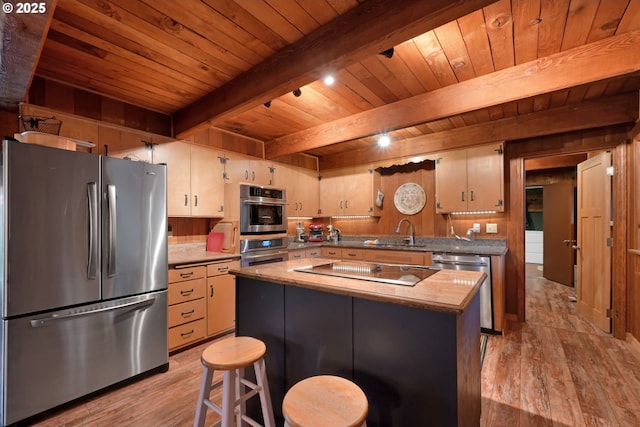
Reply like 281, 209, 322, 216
576, 152, 612, 333
543, 181, 575, 286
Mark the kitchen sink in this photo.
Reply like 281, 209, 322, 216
294, 261, 439, 286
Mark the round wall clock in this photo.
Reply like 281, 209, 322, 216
394, 182, 426, 215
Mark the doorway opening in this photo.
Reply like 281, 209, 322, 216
523, 152, 612, 335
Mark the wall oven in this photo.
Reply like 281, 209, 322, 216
240, 237, 289, 267
240, 184, 287, 235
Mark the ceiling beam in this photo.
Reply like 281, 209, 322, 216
0, 0, 56, 111
319, 92, 639, 169
173, 0, 496, 137
266, 30, 640, 160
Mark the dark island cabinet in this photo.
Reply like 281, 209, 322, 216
236, 277, 481, 426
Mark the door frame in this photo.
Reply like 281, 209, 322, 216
506, 136, 628, 339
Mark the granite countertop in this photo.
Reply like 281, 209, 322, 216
230, 257, 485, 314
168, 243, 240, 266
288, 237, 507, 256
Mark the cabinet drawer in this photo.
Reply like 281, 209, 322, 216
168, 319, 206, 350
169, 266, 206, 283
321, 247, 342, 258
168, 278, 206, 304
342, 249, 364, 260
207, 260, 240, 277
305, 248, 322, 258
363, 249, 426, 265
168, 298, 206, 328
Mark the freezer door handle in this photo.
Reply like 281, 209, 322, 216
29, 297, 156, 328
107, 184, 117, 277
87, 182, 99, 279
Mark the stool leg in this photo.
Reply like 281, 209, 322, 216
235, 368, 243, 427
254, 358, 275, 427
194, 366, 214, 427
221, 370, 236, 427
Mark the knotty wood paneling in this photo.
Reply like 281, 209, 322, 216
28, 77, 172, 136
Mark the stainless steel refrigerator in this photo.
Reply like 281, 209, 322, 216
0, 139, 169, 426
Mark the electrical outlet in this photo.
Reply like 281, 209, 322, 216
486, 223, 498, 233
472, 223, 481, 232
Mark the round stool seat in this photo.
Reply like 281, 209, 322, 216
283, 375, 368, 427
201, 336, 266, 370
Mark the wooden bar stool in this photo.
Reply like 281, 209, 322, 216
194, 336, 275, 427
282, 375, 368, 427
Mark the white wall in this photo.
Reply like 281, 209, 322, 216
525, 230, 543, 264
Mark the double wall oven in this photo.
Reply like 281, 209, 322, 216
239, 184, 289, 267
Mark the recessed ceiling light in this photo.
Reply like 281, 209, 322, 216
378, 134, 391, 147
324, 75, 335, 86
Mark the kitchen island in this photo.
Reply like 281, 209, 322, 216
230, 258, 485, 427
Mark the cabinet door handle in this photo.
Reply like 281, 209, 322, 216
181, 329, 194, 337
470, 191, 475, 201
218, 266, 229, 273
345, 200, 349, 209
180, 271, 194, 278
181, 309, 195, 317
194, 195, 198, 207
210, 285, 215, 297
245, 170, 249, 180
184, 194, 188, 206
252, 171, 255, 181
180, 288, 194, 295
461, 191, 465, 202
340, 200, 343, 209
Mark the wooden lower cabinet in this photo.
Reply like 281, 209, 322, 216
206, 260, 240, 337
322, 246, 430, 265
289, 247, 322, 260
168, 258, 239, 351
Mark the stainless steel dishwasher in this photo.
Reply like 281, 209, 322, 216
431, 253, 494, 332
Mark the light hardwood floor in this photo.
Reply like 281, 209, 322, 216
29, 268, 640, 426
481, 265, 640, 427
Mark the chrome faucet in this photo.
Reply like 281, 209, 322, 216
466, 228, 476, 240
395, 218, 415, 246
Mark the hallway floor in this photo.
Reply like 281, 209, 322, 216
481, 265, 640, 426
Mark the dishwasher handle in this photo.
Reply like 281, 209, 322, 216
431, 258, 489, 267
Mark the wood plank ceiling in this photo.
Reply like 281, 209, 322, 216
19, 0, 640, 166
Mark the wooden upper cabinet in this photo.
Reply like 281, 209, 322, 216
155, 141, 225, 217
319, 166, 381, 217
190, 145, 225, 217
282, 165, 319, 217
226, 155, 274, 187
435, 143, 504, 214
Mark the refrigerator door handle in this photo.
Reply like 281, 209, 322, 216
29, 297, 155, 328
87, 182, 99, 279
107, 184, 117, 277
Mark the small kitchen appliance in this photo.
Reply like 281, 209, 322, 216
295, 222, 307, 243
308, 223, 324, 242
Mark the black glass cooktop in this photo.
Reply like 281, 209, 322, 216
293, 261, 438, 286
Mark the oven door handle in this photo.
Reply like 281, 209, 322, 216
242, 200, 288, 206
242, 250, 289, 260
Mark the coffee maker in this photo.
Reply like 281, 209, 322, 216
295, 222, 307, 242
308, 223, 324, 242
